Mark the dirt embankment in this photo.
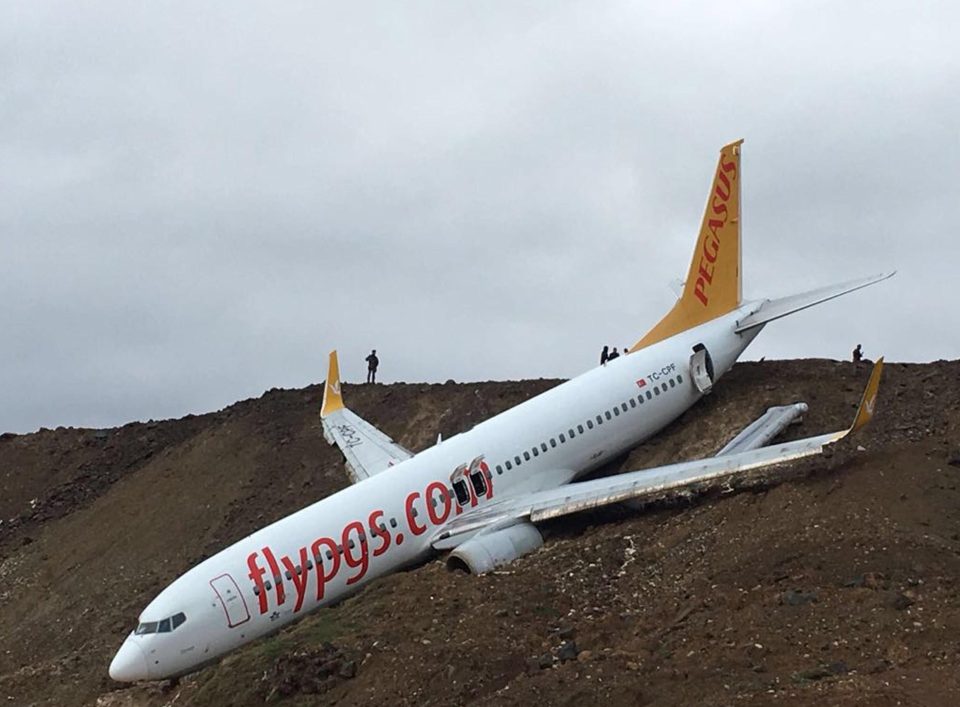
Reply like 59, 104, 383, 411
1, 360, 959, 706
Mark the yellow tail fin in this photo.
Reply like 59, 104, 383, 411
320, 350, 344, 418
631, 139, 744, 351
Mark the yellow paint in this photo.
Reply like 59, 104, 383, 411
320, 350, 344, 418
630, 139, 744, 352
851, 357, 884, 433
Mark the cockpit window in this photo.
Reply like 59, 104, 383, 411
134, 612, 187, 635
134, 621, 158, 635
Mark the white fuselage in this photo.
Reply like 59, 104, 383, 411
109, 306, 762, 680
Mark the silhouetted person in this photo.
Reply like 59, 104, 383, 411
607, 347, 620, 362
600, 345, 609, 366
852, 344, 863, 363
366, 349, 379, 383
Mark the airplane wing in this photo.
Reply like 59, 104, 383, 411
433, 359, 883, 549
320, 350, 413, 483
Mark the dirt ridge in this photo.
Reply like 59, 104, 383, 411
1, 359, 959, 706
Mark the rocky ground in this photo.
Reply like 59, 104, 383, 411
1, 359, 959, 706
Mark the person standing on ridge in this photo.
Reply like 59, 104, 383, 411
600, 345, 609, 366
607, 347, 620, 362
852, 344, 863, 363
366, 349, 379, 383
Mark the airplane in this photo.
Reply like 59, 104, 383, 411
109, 140, 893, 682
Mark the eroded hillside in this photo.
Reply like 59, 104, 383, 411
1, 360, 959, 706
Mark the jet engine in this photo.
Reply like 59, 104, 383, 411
446, 522, 543, 574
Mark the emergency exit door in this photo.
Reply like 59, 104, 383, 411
690, 344, 715, 394
210, 573, 250, 628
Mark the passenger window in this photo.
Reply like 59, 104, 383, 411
265, 580, 273, 590
305, 560, 313, 571
541, 442, 548, 452
605, 411, 612, 420
613, 408, 620, 417
524, 451, 531, 461
496, 464, 503, 475
669, 378, 676, 388
325, 550, 333, 561
596, 415, 603, 424
253, 585, 261, 595
158, 618, 171, 633
390, 518, 398, 528
515, 455, 522, 466
172, 612, 186, 630
678, 374, 684, 384
505, 460, 513, 470
558, 434, 565, 443
621, 403, 628, 412
284, 569, 292, 580
646, 391, 653, 400
662, 383, 669, 392
578, 424, 584, 433
587, 420, 594, 429
629, 398, 636, 408
654, 387, 660, 396
638, 394, 644, 404
532, 447, 539, 457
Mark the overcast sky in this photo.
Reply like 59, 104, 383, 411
2, 1, 957, 433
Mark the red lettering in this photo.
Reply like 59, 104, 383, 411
720, 154, 737, 176
247, 552, 268, 614
309, 537, 340, 601
405, 491, 427, 535
703, 237, 719, 264
368, 509, 391, 557
280, 547, 311, 612
341, 521, 369, 585
426, 481, 451, 525
711, 196, 728, 217
694, 277, 709, 306
707, 217, 725, 238
698, 259, 714, 285
262, 546, 285, 607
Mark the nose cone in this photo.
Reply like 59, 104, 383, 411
109, 639, 149, 682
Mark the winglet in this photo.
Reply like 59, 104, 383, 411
850, 357, 884, 433
320, 350, 344, 418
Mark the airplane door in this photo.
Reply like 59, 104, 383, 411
689, 344, 715, 394
210, 573, 250, 628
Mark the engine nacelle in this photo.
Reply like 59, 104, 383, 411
446, 522, 543, 574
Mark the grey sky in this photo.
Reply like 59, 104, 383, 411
2, 1, 957, 434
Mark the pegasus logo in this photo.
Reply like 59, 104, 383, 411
329, 381, 341, 396
693, 154, 738, 307
865, 395, 875, 416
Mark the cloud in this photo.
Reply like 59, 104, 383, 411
1, 1, 957, 432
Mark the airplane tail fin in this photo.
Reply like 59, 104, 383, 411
631, 139, 744, 352
320, 350, 344, 418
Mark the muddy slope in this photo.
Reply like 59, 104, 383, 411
1, 360, 959, 706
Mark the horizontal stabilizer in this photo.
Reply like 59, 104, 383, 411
735, 272, 895, 333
